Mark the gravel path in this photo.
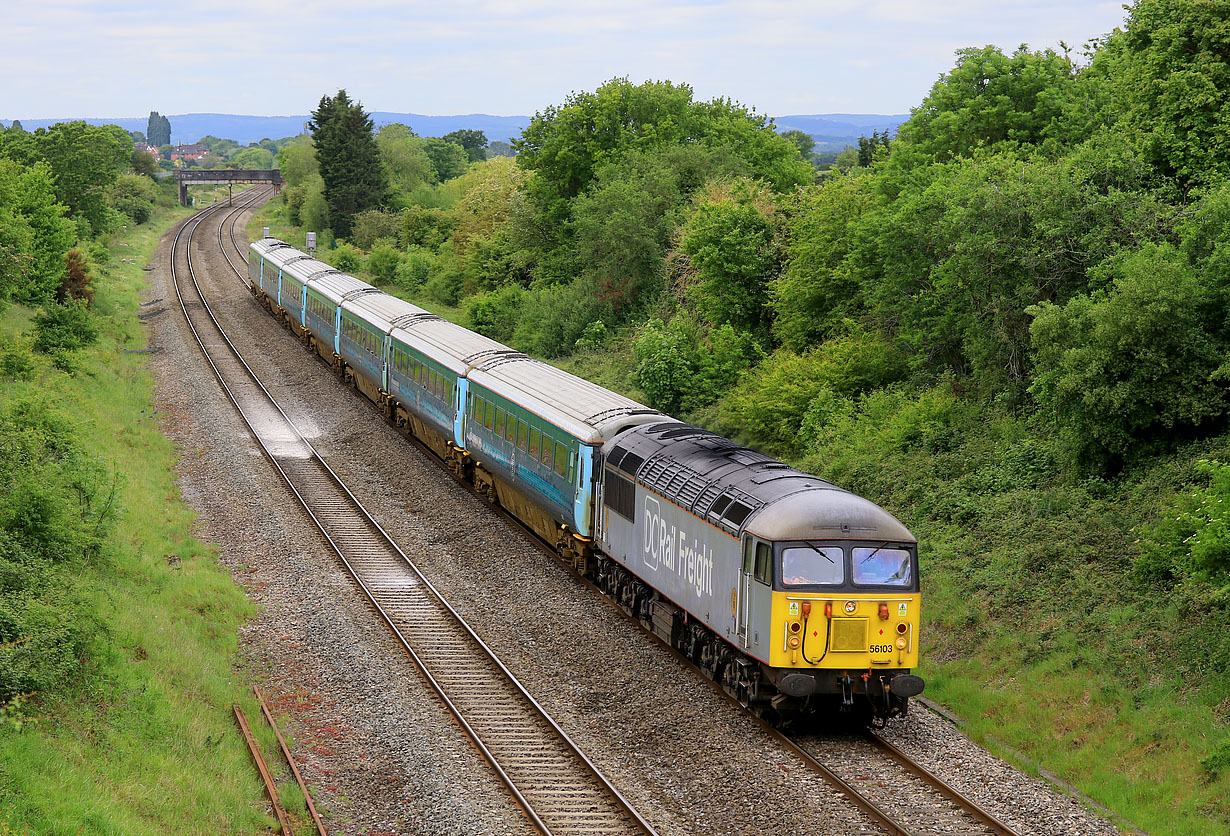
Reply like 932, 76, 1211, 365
142, 201, 1130, 836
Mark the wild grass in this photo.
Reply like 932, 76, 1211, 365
0, 206, 309, 834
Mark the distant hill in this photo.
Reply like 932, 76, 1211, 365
0, 113, 533, 145
1, 111, 909, 151
773, 113, 911, 152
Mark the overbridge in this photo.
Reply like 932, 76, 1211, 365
175, 169, 283, 207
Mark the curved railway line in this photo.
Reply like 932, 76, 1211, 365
171, 191, 657, 836
172, 191, 1036, 836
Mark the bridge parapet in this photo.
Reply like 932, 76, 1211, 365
175, 169, 283, 206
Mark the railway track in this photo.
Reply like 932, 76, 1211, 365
203, 198, 1028, 836
169, 194, 658, 836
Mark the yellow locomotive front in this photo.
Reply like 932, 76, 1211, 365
740, 493, 924, 719
770, 543, 922, 716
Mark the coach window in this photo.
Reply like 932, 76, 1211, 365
528, 427, 541, 458
494, 408, 505, 437
554, 441, 568, 477
541, 435, 555, 466
504, 414, 516, 442
484, 400, 495, 429
516, 420, 528, 450
753, 541, 772, 585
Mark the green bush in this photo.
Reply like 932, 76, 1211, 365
632, 314, 763, 416
714, 325, 907, 449
464, 285, 525, 343
512, 278, 613, 358
394, 248, 434, 290
0, 338, 36, 381
327, 242, 362, 274
32, 300, 98, 354
366, 241, 402, 283
1029, 244, 1228, 468
1137, 459, 1230, 588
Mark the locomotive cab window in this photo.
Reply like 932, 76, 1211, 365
852, 546, 913, 587
780, 544, 844, 586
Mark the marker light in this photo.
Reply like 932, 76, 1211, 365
789, 636, 800, 649
895, 636, 907, 650
789, 621, 801, 634
878, 602, 890, 620
896, 623, 908, 634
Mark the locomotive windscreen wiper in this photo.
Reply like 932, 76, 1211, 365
803, 541, 837, 563
857, 541, 893, 564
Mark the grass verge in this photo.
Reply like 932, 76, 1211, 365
0, 205, 308, 835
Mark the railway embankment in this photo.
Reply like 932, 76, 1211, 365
250, 177, 1230, 835
0, 205, 305, 834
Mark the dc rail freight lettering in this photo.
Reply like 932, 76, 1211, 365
248, 238, 926, 722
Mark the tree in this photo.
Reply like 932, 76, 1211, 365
895, 45, 1087, 163
443, 129, 488, 163
423, 138, 469, 181
131, 149, 157, 177
232, 146, 273, 169
146, 111, 171, 147
0, 158, 76, 305
679, 179, 779, 332
375, 123, 434, 202
308, 90, 388, 238
1029, 243, 1228, 467
1105, 0, 1230, 190
1, 122, 130, 234
857, 130, 891, 166
514, 77, 811, 219
781, 129, 816, 161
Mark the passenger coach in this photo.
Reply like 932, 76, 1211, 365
248, 237, 924, 722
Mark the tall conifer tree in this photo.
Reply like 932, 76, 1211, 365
308, 90, 386, 238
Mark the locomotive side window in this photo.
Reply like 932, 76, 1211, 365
852, 547, 913, 587
781, 545, 844, 586
605, 470, 636, 521
753, 541, 772, 585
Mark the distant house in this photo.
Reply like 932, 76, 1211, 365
134, 142, 160, 160
171, 144, 210, 162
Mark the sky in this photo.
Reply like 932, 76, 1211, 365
2, 1, 1131, 120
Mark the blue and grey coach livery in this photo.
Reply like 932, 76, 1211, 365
248, 237, 924, 723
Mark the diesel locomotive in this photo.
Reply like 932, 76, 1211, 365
248, 237, 925, 721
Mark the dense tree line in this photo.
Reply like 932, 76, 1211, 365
265, 9, 1230, 778
0, 120, 170, 308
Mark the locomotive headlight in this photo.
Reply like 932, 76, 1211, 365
844, 600, 856, 614
895, 636, 907, 650
789, 636, 800, 649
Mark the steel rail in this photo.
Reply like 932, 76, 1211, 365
215, 201, 1032, 836
865, 730, 1020, 836
169, 192, 657, 836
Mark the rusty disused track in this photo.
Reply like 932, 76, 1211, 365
170, 195, 658, 836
